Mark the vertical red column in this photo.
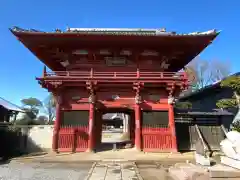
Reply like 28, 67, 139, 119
87, 103, 95, 152
135, 103, 141, 150
52, 102, 61, 152
168, 102, 177, 152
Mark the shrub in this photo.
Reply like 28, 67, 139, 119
0, 126, 23, 160
231, 120, 240, 132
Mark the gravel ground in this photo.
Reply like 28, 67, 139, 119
0, 161, 92, 180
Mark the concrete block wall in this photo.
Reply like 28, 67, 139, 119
15, 125, 54, 153
27, 125, 54, 152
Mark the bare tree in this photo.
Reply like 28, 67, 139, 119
42, 93, 56, 124
185, 57, 231, 90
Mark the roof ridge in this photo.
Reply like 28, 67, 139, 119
10, 26, 220, 37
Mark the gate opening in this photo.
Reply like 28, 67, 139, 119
96, 108, 135, 151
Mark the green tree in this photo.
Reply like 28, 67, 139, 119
20, 97, 43, 121
216, 75, 240, 109
36, 115, 48, 125
231, 121, 240, 132
21, 97, 43, 116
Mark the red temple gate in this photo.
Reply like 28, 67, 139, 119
11, 27, 219, 152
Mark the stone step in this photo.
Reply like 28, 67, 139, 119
221, 156, 240, 170
209, 161, 240, 178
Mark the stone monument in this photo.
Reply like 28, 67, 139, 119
220, 131, 240, 169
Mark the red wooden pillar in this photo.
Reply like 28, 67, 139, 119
135, 103, 141, 150
52, 102, 61, 152
87, 103, 95, 152
168, 98, 177, 152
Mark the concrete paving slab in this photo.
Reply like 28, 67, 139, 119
137, 161, 175, 180
168, 167, 190, 180
168, 162, 209, 180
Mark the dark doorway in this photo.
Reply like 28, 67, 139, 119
95, 108, 135, 152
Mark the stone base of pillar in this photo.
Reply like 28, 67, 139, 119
170, 148, 178, 153
86, 148, 95, 153
50, 150, 59, 154
52, 148, 58, 153
133, 146, 142, 152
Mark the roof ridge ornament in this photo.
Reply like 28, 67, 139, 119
159, 28, 166, 32
10, 26, 45, 33
187, 29, 219, 35
55, 29, 62, 33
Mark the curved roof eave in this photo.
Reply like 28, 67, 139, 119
9, 26, 220, 71
10, 26, 220, 38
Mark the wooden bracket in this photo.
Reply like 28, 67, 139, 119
167, 83, 176, 97
133, 82, 144, 92
133, 82, 144, 104
86, 81, 97, 93
86, 81, 97, 103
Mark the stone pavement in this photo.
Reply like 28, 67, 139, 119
8, 149, 240, 180
2, 160, 240, 180
0, 161, 175, 180
87, 161, 141, 180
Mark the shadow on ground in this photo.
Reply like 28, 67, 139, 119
0, 126, 47, 163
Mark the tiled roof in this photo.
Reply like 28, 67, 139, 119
10, 26, 220, 37
0, 97, 25, 112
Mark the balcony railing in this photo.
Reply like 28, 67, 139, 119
39, 71, 188, 83
45, 71, 186, 78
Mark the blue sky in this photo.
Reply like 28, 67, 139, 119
0, 0, 239, 106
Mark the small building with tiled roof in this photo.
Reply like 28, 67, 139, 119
0, 97, 25, 123
177, 72, 240, 118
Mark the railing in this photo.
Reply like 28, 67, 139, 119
42, 71, 188, 81
221, 124, 228, 138
195, 124, 210, 157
